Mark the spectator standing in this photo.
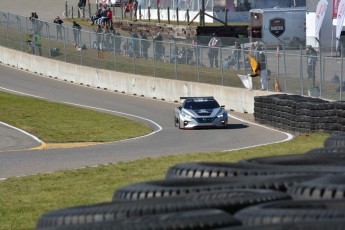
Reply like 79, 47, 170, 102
114, 30, 122, 54
131, 32, 140, 58
140, 32, 150, 59
34, 33, 42, 56
133, 0, 139, 20
306, 45, 317, 83
26, 34, 35, 54
192, 36, 201, 66
153, 33, 164, 61
249, 42, 256, 57
53, 16, 63, 40
208, 33, 222, 68
232, 40, 242, 70
106, 8, 113, 27
94, 25, 103, 50
258, 51, 267, 90
72, 21, 82, 48
103, 26, 111, 51
254, 42, 263, 60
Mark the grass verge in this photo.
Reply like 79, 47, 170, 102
0, 91, 152, 143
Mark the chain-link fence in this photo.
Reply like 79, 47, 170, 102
0, 9, 344, 101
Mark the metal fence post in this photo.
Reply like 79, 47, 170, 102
220, 46, 223, 85
65, 1, 68, 18
299, 42, 304, 96
16, 15, 23, 52
153, 40, 156, 77
80, 29, 83, 65
341, 42, 344, 100
174, 41, 178, 79
63, 26, 67, 62
45, 23, 51, 57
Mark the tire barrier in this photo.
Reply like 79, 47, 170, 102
166, 161, 345, 179
254, 94, 343, 133
112, 175, 320, 201
36, 209, 241, 230
36, 134, 345, 229
287, 175, 345, 200
36, 189, 288, 229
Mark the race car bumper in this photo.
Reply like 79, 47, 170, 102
180, 116, 228, 129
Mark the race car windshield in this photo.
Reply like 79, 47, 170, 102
184, 100, 220, 110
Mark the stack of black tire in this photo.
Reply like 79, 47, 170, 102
254, 94, 343, 133
35, 135, 345, 230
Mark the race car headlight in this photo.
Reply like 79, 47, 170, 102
217, 112, 226, 118
181, 112, 192, 119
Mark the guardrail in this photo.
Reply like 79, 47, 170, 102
0, 9, 344, 101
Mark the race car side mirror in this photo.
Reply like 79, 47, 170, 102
178, 106, 182, 110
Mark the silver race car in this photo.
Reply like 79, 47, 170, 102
174, 96, 228, 129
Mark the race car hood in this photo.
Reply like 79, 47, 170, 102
182, 107, 222, 117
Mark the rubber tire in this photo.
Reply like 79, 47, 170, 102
234, 199, 345, 226
324, 134, 345, 148
305, 147, 345, 155
165, 161, 345, 179
113, 174, 320, 201
287, 175, 345, 200
217, 219, 345, 230
240, 153, 345, 166
36, 189, 289, 228
36, 209, 241, 230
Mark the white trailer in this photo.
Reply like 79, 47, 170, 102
249, 7, 306, 47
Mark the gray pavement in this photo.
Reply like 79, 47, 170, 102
0, 122, 41, 151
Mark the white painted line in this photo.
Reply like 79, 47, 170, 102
0, 86, 44, 99
225, 114, 294, 152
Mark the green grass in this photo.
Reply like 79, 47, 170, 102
0, 91, 151, 143
0, 90, 331, 230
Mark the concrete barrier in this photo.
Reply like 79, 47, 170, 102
0, 46, 275, 113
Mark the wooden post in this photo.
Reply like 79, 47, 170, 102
225, 9, 228, 26
148, 6, 151, 22
65, 1, 68, 18
88, 3, 91, 19
176, 7, 179, 25
72, 6, 74, 18
201, 0, 205, 26
167, 7, 170, 24
157, 7, 160, 23
139, 5, 142, 20
186, 9, 190, 24
121, 5, 124, 19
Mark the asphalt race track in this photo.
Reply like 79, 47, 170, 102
0, 64, 291, 179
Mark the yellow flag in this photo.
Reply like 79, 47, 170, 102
248, 54, 260, 76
